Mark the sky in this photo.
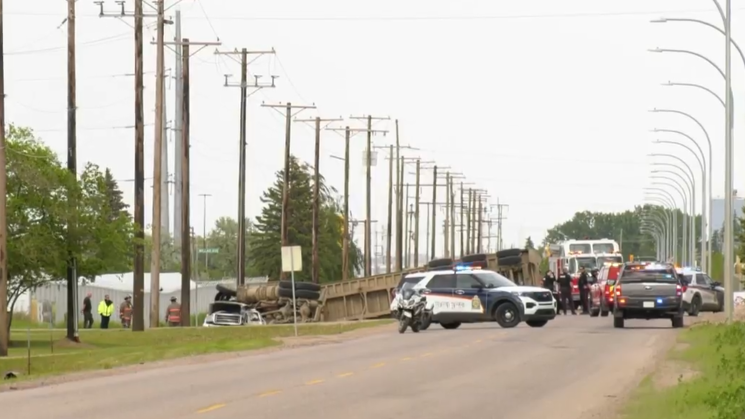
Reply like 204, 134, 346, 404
4, 0, 745, 258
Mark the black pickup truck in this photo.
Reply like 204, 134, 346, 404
612, 264, 684, 328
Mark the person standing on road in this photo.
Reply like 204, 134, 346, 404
82, 292, 93, 329
578, 267, 590, 315
166, 297, 182, 327
98, 295, 114, 329
543, 270, 560, 312
120, 296, 133, 328
557, 268, 576, 315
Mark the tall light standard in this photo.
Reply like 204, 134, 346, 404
640, 223, 664, 260
652, 136, 706, 266
650, 180, 692, 265
723, 0, 734, 322
651, 174, 694, 264
649, 110, 713, 272
643, 199, 674, 261
661, 82, 725, 108
645, 188, 685, 264
650, 17, 745, 69
645, 195, 677, 263
640, 211, 668, 260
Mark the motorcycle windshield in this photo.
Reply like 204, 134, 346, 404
401, 283, 418, 300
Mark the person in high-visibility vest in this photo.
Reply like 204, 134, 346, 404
119, 296, 133, 328
98, 295, 115, 329
166, 297, 182, 327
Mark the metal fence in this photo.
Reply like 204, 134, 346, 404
29, 277, 267, 327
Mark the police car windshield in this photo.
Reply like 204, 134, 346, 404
621, 269, 677, 283
472, 271, 516, 288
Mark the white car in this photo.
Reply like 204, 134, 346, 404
389, 267, 556, 329
677, 267, 724, 315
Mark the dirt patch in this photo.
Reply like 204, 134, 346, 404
652, 360, 700, 390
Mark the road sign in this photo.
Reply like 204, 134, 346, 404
198, 248, 219, 254
281, 246, 302, 272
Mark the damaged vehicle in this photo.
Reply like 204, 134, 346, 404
203, 301, 266, 327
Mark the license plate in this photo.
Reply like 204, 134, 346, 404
643, 301, 655, 308
403, 311, 412, 317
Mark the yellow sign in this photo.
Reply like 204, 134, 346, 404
472, 295, 482, 310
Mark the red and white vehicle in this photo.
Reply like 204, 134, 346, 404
548, 239, 623, 310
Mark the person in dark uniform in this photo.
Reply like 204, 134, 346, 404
578, 267, 590, 314
81, 292, 93, 329
557, 268, 576, 315
543, 270, 559, 311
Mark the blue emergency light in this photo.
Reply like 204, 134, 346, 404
656, 298, 663, 304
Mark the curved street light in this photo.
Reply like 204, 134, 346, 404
641, 209, 669, 260
661, 82, 726, 107
649, 112, 713, 272
643, 197, 676, 264
640, 222, 665, 261
645, 187, 687, 264
650, 17, 745, 68
651, 179, 692, 264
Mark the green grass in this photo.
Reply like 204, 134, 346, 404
9, 313, 210, 330
1, 320, 392, 381
621, 322, 745, 419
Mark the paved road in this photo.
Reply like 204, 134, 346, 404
3, 316, 679, 419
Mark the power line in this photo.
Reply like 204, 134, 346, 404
5, 31, 131, 55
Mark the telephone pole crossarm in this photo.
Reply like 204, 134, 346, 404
262, 102, 317, 118
158, 39, 222, 56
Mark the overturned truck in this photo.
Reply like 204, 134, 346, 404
215, 280, 323, 324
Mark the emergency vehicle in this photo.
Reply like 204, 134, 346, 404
547, 239, 623, 310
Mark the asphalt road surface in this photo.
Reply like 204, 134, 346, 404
3, 316, 680, 419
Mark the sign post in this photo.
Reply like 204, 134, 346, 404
281, 246, 302, 337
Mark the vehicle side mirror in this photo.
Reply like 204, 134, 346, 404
471, 283, 483, 289
711, 282, 721, 287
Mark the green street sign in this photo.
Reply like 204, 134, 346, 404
198, 248, 219, 254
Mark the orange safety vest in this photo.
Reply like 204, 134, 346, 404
167, 305, 181, 323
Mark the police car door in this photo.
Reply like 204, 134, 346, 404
695, 274, 717, 308
425, 274, 459, 320
454, 273, 488, 321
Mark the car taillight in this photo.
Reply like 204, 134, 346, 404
604, 284, 610, 295
682, 285, 687, 293
676, 284, 682, 296
615, 285, 622, 296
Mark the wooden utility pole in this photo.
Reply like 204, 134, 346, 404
413, 160, 420, 267
179, 40, 191, 326
450, 178, 456, 256
430, 166, 438, 259
64, 0, 80, 342
0, 0, 8, 356
386, 145, 394, 272
96, 0, 159, 332
404, 184, 410, 267
395, 121, 402, 272
215, 49, 273, 285
343, 128, 351, 279
149, 0, 166, 329
460, 183, 465, 257
477, 199, 483, 253
467, 189, 473, 254
262, 102, 316, 279
444, 172, 450, 257
294, 116, 343, 283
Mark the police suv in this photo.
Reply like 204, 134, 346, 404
390, 266, 557, 329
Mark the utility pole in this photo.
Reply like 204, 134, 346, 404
414, 160, 421, 267
64, 0, 80, 342
0, 0, 8, 356
450, 177, 456, 257
179, 39, 191, 326
460, 184, 465, 257
431, 166, 438, 258
149, 0, 167, 329
466, 189, 472, 254
495, 200, 509, 252
199, 194, 211, 279
173, 9, 182, 243
386, 145, 394, 272
294, 116, 343, 283
95, 0, 158, 331
349, 115, 390, 276
395, 121, 402, 272
215, 48, 274, 285
262, 102, 316, 279
404, 184, 410, 267
444, 172, 450, 257
470, 190, 477, 252
477, 199, 483, 253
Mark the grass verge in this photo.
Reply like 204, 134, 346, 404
1, 320, 392, 381
621, 321, 745, 419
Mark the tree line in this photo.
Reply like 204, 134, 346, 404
4, 125, 362, 329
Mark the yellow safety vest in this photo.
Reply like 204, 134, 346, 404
98, 301, 114, 317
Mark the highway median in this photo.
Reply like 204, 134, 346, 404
621, 318, 745, 419
0, 320, 392, 382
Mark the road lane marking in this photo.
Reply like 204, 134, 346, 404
370, 362, 386, 368
400, 356, 413, 361
197, 404, 226, 414
474, 339, 483, 343
305, 379, 324, 385
337, 372, 354, 378
258, 390, 282, 398
421, 352, 433, 357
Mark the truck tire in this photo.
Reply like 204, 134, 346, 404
671, 315, 684, 328
461, 253, 488, 263
278, 281, 321, 292
428, 258, 453, 268
600, 309, 609, 317
498, 255, 521, 266
613, 317, 624, 328
493, 301, 520, 328
440, 322, 461, 330
216, 284, 237, 297
278, 288, 321, 300
496, 248, 521, 258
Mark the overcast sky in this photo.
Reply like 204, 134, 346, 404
5, 0, 745, 256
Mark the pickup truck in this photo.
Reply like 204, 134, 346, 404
612, 264, 684, 328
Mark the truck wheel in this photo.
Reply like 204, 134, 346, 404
494, 302, 520, 328
613, 317, 625, 328
590, 307, 599, 317
600, 309, 609, 317
498, 255, 521, 266
278, 281, 321, 292
526, 320, 548, 328
216, 284, 237, 297
671, 316, 684, 328
496, 248, 521, 258
440, 322, 461, 330
688, 295, 701, 317
277, 288, 321, 300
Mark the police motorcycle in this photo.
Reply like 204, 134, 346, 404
395, 283, 429, 334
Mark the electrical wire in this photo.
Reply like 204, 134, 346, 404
5, 32, 131, 56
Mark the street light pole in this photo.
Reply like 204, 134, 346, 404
650, 110, 712, 272
651, 181, 691, 265
645, 188, 684, 264
651, 175, 693, 263
645, 195, 677, 263
723, 0, 734, 322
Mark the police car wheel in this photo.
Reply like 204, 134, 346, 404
526, 320, 548, 328
441, 322, 461, 330
688, 295, 701, 317
494, 302, 520, 328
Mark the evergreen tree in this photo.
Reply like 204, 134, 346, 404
524, 236, 535, 250
103, 168, 129, 221
250, 156, 362, 282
